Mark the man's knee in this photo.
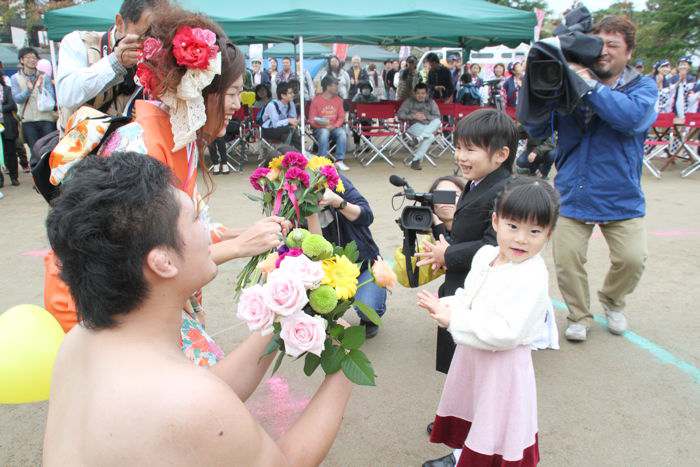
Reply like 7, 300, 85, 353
316, 128, 330, 141
612, 245, 646, 273
333, 128, 346, 142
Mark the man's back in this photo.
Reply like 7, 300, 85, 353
43, 326, 265, 466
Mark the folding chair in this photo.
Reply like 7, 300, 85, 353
643, 112, 676, 178
210, 107, 246, 173
433, 102, 456, 158
453, 104, 483, 121
352, 102, 401, 167
680, 113, 700, 178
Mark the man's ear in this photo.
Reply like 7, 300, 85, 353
145, 247, 178, 280
115, 14, 125, 37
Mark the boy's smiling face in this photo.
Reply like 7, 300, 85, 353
454, 143, 509, 181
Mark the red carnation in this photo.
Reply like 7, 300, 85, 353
136, 62, 159, 97
172, 26, 219, 70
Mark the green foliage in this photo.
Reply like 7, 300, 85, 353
271, 351, 285, 375
304, 353, 321, 376
320, 342, 346, 374
488, 0, 551, 14
342, 241, 360, 263
340, 325, 366, 350
341, 349, 376, 386
258, 336, 281, 363
354, 301, 382, 326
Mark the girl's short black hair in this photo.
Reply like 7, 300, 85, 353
494, 176, 560, 229
454, 108, 518, 171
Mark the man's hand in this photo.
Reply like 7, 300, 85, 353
288, 117, 298, 127
417, 290, 452, 328
415, 234, 449, 270
413, 112, 427, 121
528, 152, 537, 163
235, 216, 291, 257
115, 34, 143, 68
568, 63, 594, 81
319, 188, 344, 209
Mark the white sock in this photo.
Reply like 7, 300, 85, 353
453, 448, 462, 463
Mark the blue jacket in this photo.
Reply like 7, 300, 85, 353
321, 175, 379, 269
524, 67, 658, 222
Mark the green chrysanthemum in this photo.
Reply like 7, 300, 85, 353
309, 285, 338, 314
286, 228, 310, 248
301, 234, 334, 260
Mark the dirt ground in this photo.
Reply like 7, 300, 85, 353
1, 153, 699, 466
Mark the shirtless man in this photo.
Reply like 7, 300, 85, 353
43, 152, 352, 466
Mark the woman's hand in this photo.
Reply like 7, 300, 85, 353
234, 216, 291, 258
319, 189, 343, 209
415, 234, 449, 270
417, 290, 451, 328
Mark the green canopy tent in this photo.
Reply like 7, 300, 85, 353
347, 45, 398, 62
45, 0, 535, 152
264, 42, 330, 59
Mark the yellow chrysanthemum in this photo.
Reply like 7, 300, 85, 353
268, 156, 284, 170
307, 156, 334, 171
322, 255, 360, 300
336, 177, 345, 193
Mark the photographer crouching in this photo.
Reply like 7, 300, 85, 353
521, 15, 658, 342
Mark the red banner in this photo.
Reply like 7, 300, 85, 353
333, 43, 349, 61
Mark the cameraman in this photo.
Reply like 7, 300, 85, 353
522, 16, 658, 342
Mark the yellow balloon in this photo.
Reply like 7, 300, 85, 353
240, 91, 256, 107
0, 304, 65, 404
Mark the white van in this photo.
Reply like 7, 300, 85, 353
417, 44, 529, 79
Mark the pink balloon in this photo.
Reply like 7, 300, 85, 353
37, 59, 53, 77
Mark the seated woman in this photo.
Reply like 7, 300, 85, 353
44, 7, 288, 365
43, 151, 352, 466
253, 83, 271, 109
429, 175, 466, 240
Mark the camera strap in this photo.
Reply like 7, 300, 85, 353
403, 229, 420, 288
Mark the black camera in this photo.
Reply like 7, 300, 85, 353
390, 175, 457, 287
528, 6, 603, 95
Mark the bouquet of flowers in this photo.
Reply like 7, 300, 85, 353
235, 152, 344, 293
236, 229, 397, 386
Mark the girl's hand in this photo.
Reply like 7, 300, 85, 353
415, 234, 449, 270
417, 290, 451, 328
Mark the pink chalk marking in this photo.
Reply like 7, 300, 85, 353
247, 375, 310, 438
21, 248, 50, 258
589, 228, 700, 240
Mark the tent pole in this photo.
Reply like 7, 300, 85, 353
299, 36, 306, 154
49, 40, 57, 76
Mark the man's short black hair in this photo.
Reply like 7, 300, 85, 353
321, 75, 339, 91
460, 73, 472, 84
406, 55, 417, 64
119, 0, 161, 24
46, 152, 182, 330
414, 82, 429, 93
276, 81, 293, 99
18, 47, 39, 61
425, 53, 440, 64
454, 109, 517, 171
282, 56, 292, 63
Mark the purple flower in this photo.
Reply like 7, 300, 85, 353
250, 167, 271, 191
275, 247, 303, 268
285, 167, 310, 187
281, 151, 308, 169
319, 165, 339, 191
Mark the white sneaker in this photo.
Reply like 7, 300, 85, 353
211, 165, 220, 175
565, 323, 588, 342
335, 161, 350, 171
221, 164, 231, 175
605, 311, 628, 335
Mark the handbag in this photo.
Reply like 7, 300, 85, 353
37, 80, 56, 113
392, 234, 445, 288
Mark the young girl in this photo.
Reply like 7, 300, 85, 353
418, 176, 560, 467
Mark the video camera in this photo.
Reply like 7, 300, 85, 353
528, 6, 603, 97
390, 175, 457, 287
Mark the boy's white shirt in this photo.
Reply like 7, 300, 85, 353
441, 244, 558, 351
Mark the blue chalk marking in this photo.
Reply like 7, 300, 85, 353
551, 298, 700, 384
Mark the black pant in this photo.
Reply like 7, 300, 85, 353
2, 136, 18, 180
22, 120, 56, 156
208, 138, 228, 165
261, 126, 301, 150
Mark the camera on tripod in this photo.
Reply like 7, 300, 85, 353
390, 175, 457, 287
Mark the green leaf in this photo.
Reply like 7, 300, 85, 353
354, 301, 382, 326
304, 353, 321, 376
341, 349, 376, 386
273, 321, 282, 333
320, 344, 346, 374
329, 323, 345, 340
330, 300, 352, 321
263, 191, 274, 204
244, 193, 264, 203
270, 351, 285, 376
258, 337, 280, 363
343, 241, 360, 263
340, 325, 366, 350
334, 245, 345, 256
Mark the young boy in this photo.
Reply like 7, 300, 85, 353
416, 108, 516, 374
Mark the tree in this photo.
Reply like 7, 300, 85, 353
488, 0, 551, 14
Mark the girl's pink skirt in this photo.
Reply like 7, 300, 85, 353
430, 345, 539, 466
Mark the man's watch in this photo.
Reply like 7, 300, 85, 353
338, 200, 348, 210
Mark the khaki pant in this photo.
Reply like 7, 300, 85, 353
552, 216, 648, 326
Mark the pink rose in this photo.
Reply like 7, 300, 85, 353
263, 270, 309, 317
278, 254, 325, 289
141, 37, 163, 60
280, 311, 327, 357
236, 285, 275, 335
